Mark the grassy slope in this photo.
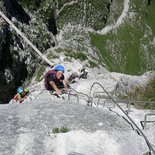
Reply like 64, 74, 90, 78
128, 76, 155, 109
90, 1, 155, 75
147, 0, 155, 35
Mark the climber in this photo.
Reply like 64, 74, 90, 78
79, 68, 88, 79
13, 86, 30, 103
68, 72, 79, 83
44, 65, 68, 95
67, 68, 88, 84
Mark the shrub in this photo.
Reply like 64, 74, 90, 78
52, 127, 70, 133
127, 76, 155, 109
88, 60, 99, 68
65, 50, 87, 61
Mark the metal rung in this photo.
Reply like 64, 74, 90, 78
68, 92, 79, 104
143, 113, 155, 130
97, 98, 115, 108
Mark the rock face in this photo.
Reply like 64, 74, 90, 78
0, 21, 29, 104
0, 0, 31, 103
0, 95, 149, 154
0, 0, 55, 103
4, 0, 31, 24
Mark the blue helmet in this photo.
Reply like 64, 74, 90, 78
17, 86, 23, 93
54, 65, 65, 73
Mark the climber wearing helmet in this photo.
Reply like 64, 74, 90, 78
44, 65, 68, 95
14, 86, 30, 103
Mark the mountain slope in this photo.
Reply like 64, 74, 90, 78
0, 0, 155, 103
90, 0, 155, 75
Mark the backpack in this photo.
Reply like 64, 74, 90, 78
13, 94, 19, 101
68, 73, 78, 81
44, 70, 56, 90
79, 68, 88, 79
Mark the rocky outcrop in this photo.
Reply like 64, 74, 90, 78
0, 0, 33, 103
4, 0, 30, 24
0, 0, 56, 103
0, 21, 29, 104
0, 96, 149, 154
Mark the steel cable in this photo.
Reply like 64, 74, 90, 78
89, 82, 155, 155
